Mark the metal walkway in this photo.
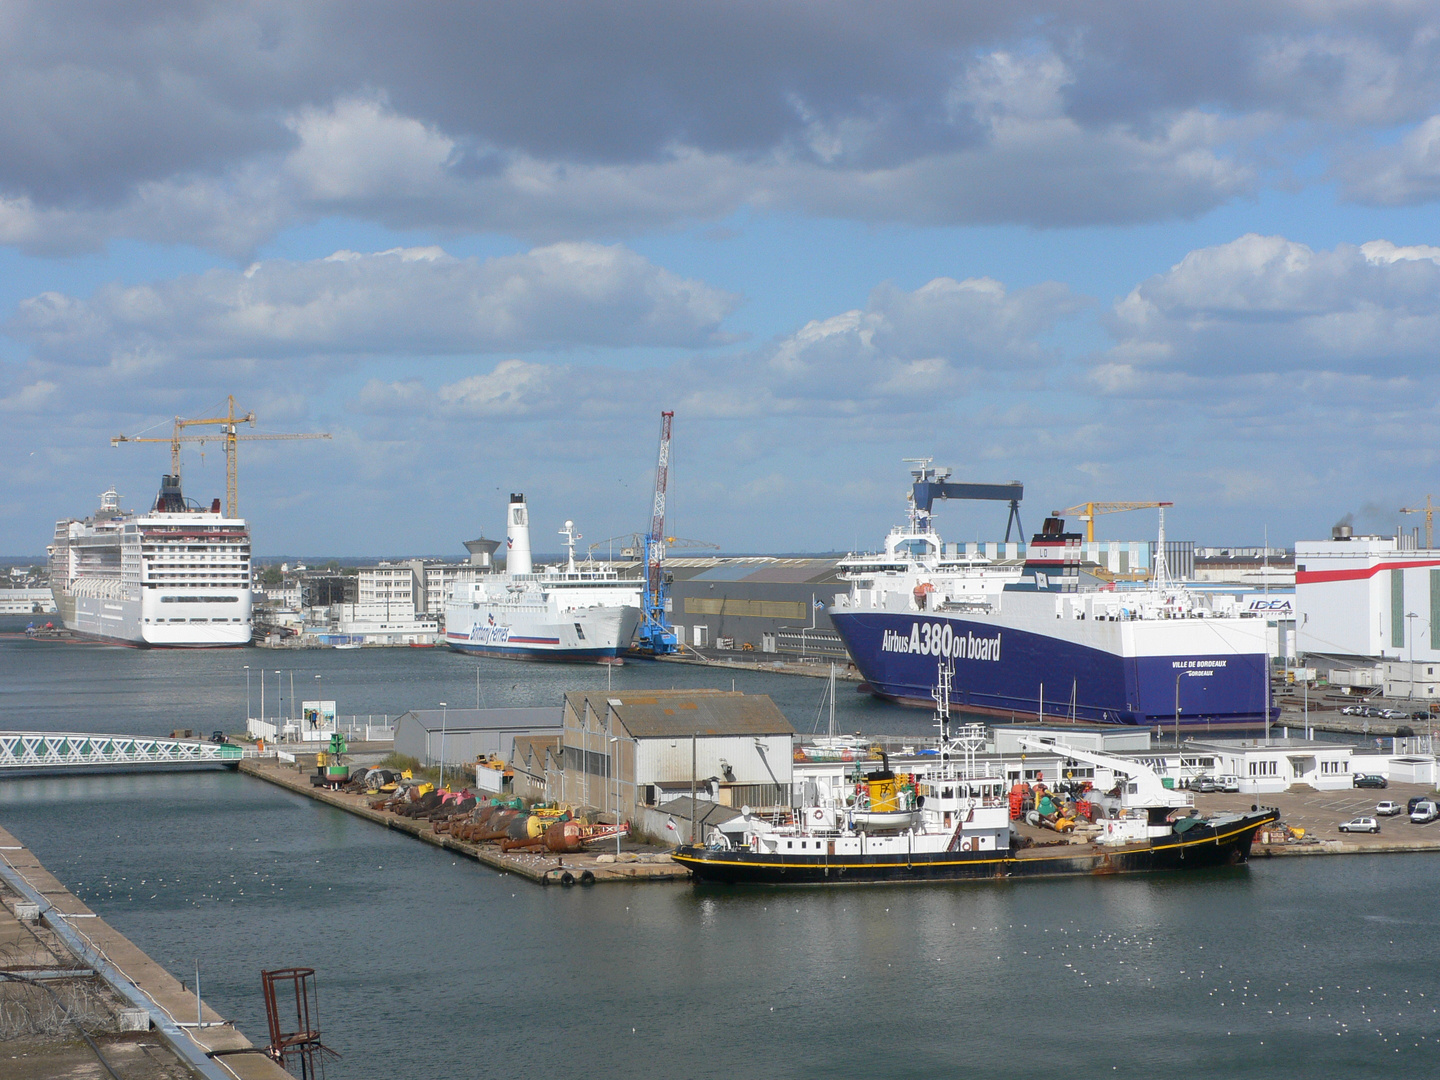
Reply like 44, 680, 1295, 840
0, 732, 249, 773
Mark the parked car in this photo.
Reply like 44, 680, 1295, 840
1217, 775, 1241, 793
1339, 817, 1380, 833
1411, 801, 1438, 824
1191, 776, 1219, 792
1376, 801, 1403, 816
1362, 706, 1384, 718
1412, 710, 1433, 720
1353, 774, 1388, 789
1380, 709, 1408, 720
1341, 705, 1359, 716
1409, 796, 1430, 814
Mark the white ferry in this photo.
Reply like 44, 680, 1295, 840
47, 476, 252, 647
444, 494, 642, 663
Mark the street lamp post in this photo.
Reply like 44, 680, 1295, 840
315, 674, 322, 733
438, 702, 448, 790
1174, 671, 1184, 751
244, 665, 251, 723
609, 736, 620, 856
1407, 612, 1419, 700
275, 671, 283, 735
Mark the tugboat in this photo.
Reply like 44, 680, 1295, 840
671, 662, 1279, 885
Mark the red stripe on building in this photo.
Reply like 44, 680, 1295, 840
1296, 558, 1440, 584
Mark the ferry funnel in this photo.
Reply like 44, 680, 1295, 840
506, 493, 532, 575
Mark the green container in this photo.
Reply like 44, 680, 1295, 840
1161, 777, 1175, 789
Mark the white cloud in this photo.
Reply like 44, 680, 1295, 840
1340, 115, 1440, 205
1103, 233, 1440, 374
5, 242, 739, 365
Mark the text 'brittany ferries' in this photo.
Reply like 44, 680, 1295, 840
881, 622, 1002, 661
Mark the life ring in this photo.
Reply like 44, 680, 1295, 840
811, 808, 825, 822
961, 838, 972, 851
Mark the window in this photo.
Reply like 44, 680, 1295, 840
1248, 760, 1278, 776
1320, 760, 1349, 775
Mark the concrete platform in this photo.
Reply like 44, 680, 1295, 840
0, 824, 289, 1080
238, 759, 692, 886
1194, 782, 1440, 856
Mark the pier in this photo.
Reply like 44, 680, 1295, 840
0, 823, 288, 1080
238, 758, 691, 886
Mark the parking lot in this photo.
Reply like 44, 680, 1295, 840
1197, 782, 1440, 853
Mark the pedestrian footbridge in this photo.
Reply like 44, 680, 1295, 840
0, 732, 255, 775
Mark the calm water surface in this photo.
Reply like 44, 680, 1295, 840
1, 626, 1436, 1078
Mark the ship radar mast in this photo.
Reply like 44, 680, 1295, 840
559, 519, 581, 573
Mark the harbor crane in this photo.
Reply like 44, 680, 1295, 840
636, 411, 679, 655
1400, 495, 1437, 549
1052, 501, 1174, 543
111, 395, 331, 517
587, 532, 719, 558
906, 459, 1025, 540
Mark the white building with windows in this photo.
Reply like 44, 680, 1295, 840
1186, 739, 1359, 793
356, 560, 472, 617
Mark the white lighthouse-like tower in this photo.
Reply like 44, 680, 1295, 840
506, 493, 533, 575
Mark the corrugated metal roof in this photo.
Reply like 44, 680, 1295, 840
601, 691, 794, 738
396, 707, 562, 733
561, 688, 794, 738
690, 564, 764, 581
739, 562, 841, 584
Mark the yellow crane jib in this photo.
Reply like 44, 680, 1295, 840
1050, 501, 1174, 543
1400, 496, 1437, 550
112, 394, 330, 517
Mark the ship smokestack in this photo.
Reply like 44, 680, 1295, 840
506, 493, 532, 575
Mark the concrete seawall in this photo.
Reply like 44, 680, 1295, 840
0, 823, 289, 1080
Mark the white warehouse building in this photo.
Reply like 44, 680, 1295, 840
1296, 528, 1440, 664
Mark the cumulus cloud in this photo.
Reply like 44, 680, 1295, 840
8, 4, 1440, 250
5, 242, 738, 364
1339, 114, 1440, 206
1101, 233, 1440, 376
345, 271, 1086, 435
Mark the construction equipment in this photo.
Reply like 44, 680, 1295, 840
906, 459, 1024, 541
1051, 501, 1174, 543
112, 395, 330, 517
1400, 495, 1437, 549
636, 411, 679, 655
587, 532, 719, 558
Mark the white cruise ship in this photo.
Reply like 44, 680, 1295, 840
444, 494, 642, 663
47, 475, 252, 646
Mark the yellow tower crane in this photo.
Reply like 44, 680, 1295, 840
111, 395, 331, 518
1400, 495, 1437, 549
1051, 501, 1175, 543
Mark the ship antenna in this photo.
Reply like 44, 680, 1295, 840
1152, 504, 1171, 594
932, 658, 953, 747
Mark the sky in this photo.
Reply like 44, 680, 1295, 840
5, 2, 1440, 557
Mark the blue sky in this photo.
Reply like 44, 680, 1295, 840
5, 2, 1440, 557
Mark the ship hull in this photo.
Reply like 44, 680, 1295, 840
444, 604, 641, 664
52, 592, 251, 648
672, 810, 1278, 885
831, 607, 1272, 730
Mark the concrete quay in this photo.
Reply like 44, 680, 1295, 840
0, 824, 288, 1080
238, 758, 691, 886
1195, 782, 1440, 856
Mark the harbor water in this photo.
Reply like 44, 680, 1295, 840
3, 626, 1439, 1077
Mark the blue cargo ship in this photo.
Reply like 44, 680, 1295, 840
829, 469, 1274, 730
